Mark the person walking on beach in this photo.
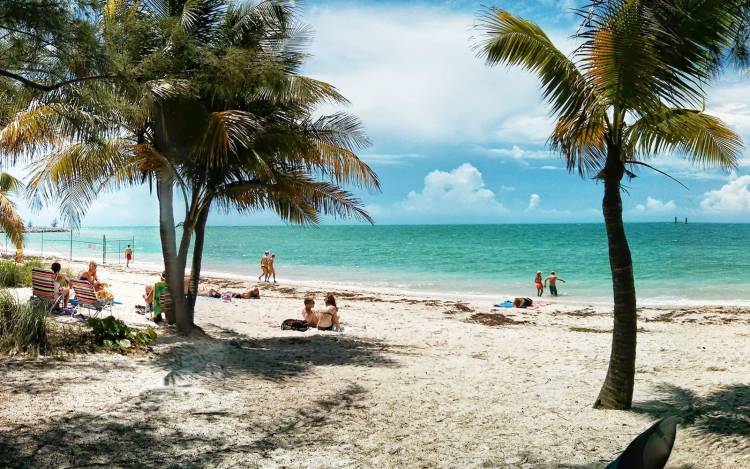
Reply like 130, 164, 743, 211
268, 253, 277, 284
534, 271, 544, 297
124, 245, 133, 268
259, 251, 269, 281
544, 271, 566, 297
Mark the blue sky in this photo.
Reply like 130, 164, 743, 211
9, 0, 750, 226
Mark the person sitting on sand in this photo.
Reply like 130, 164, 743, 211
544, 271, 566, 297
534, 271, 544, 297
315, 294, 340, 331
51, 262, 71, 308
143, 272, 168, 323
79, 260, 103, 290
258, 251, 269, 281
301, 297, 317, 326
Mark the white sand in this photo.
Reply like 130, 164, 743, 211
1, 260, 749, 468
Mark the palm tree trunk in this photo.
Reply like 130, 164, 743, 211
156, 176, 191, 333
187, 206, 210, 326
594, 161, 637, 410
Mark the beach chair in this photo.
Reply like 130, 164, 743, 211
30, 268, 61, 310
70, 280, 113, 318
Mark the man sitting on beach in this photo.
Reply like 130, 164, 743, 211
544, 271, 566, 297
301, 297, 317, 326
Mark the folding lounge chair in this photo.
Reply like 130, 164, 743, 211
30, 268, 61, 310
70, 280, 113, 318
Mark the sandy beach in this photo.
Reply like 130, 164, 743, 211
0, 259, 749, 468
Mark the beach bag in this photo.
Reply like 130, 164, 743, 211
281, 319, 309, 332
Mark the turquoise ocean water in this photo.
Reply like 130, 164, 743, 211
8, 223, 750, 305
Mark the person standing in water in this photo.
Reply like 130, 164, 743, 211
534, 271, 544, 297
544, 271, 566, 297
124, 245, 133, 268
258, 251, 269, 281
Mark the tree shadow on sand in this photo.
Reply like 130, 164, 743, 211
0, 383, 369, 468
632, 383, 750, 454
154, 324, 410, 387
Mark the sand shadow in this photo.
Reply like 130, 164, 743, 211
0, 359, 136, 396
0, 383, 368, 467
632, 383, 750, 454
154, 325, 405, 387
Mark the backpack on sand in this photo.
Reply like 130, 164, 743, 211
281, 319, 309, 332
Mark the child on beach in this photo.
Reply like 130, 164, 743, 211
544, 271, 566, 297
534, 271, 544, 297
315, 294, 340, 331
51, 262, 70, 308
301, 297, 317, 326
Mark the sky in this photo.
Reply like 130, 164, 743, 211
7, 0, 750, 226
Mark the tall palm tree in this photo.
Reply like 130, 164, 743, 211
0, 0, 378, 332
0, 171, 24, 246
475, 1, 742, 409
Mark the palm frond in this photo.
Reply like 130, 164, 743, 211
626, 107, 742, 168
0, 190, 25, 246
475, 7, 596, 118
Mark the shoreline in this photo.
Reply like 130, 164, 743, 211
8, 252, 750, 308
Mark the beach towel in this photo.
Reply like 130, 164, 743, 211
281, 319, 309, 332
495, 300, 514, 308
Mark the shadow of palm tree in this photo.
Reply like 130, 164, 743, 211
632, 383, 750, 454
154, 325, 408, 386
0, 383, 369, 468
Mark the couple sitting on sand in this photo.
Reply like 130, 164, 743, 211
282, 294, 340, 331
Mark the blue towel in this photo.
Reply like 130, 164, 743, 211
494, 300, 514, 308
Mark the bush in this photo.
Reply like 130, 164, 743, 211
0, 289, 49, 354
0, 259, 46, 287
86, 316, 157, 351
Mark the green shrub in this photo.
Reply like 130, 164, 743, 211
86, 316, 157, 351
0, 290, 49, 354
0, 259, 46, 287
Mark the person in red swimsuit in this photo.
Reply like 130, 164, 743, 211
534, 271, 544, 297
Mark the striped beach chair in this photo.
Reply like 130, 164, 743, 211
70, 280, 113, 318
31, 268, 60, 309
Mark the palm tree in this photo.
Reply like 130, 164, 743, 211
475, 1, 742, 409
0, 0, 378, 332
0, 171, 24, 246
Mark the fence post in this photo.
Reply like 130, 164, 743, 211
103, 235, 106, 265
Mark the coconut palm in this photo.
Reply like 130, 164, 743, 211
476, 1, 742, 409
0, 0, 378, 332
0, 171, 24, 246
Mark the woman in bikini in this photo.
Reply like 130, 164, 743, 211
315, 294, 340, 331
534, 271, 544, 297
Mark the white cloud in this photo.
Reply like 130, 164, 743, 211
499, 185, 516, 192
360, 153, 424, 166
306, 4, 572, 144
540, 165, 559, 170
635, 197, 677, 213
700, 175, 750, 212
398, 163, 507, 217
487, 144, 555, 161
